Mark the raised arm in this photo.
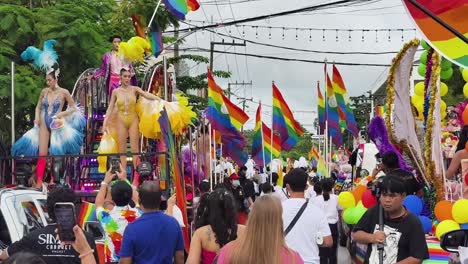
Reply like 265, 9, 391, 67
103, 90, 117, 132
134, 87, 160, 101
446, 150, 462, 179
34, 89, 46, 126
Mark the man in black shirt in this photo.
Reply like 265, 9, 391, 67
0, 186, 98, 264
352, 176, 429, 264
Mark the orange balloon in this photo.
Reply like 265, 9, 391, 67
463, 106, 468, 125
353, 185, 367, 202
434, 200, 453, 221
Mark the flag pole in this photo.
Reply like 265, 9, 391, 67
146, 0, 163, 33
259, 102, 267, 177
213, 129, 217, 186
208, 124, 213, 190
324, 59, 329, 176
271, 82, 275, 185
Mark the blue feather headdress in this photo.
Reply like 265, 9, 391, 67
21, 39, 58, 74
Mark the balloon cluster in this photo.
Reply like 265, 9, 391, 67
339, 179, 377, 225
433, 199, 468, 240
412, 40, 449, 120
401, 195, 433, 234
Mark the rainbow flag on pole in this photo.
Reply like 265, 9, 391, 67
252, 104, 281, 167
317, 82, 326, 134
163, 0, 200, 20
206, 69, 247, 165
332, 65, 359, 138
131, 15, 163, 57
272, 83, 304, 151
375, 105, 387, 117
326, 73, 343, 147
78, 202, 97, 228
309, 147, 327, 177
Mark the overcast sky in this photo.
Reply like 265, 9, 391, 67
172, 0, 422, 131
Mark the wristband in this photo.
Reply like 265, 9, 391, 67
101, 181, 109, 186
79, 249, 94, 258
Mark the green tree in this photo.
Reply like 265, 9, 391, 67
443, 65, 465, 106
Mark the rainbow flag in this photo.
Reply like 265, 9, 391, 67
326, 73, 343, 147
424, 238, 451, 263
223, 92, 249, 130
149, 21, 164, 57
332, 65, 359, 138
272, 83, 304, 151
317, 82, 326, 134
403, 0, 468, 67
251, 104, 280, 167
78, 202, 97, 227
206, 69, 247, 165
375, 105, 387, 117
159, 107, 190, 251
311, 147, 327, 177
163, 0, 200, 20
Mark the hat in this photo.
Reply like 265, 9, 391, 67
229, 172, 239, 180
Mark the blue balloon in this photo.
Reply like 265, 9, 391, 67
418, 216, 432, 234
461, 223, 468, 230
403, 195, 423, 215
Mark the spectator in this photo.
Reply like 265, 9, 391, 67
217, 195, 303, 263
0, 187, 98, 264
96, 166, 140, 263
187, 189, 245, 264
260, 182, 274, 196
352, 176, 429, 263
372, 151, 421, 195
193, 180, 211, 208
313, 179, 340, 264
305, 177, 318, 199
239, 168, 256, 205
282, 168, 332, 263
119, 181, 184, 264
224, 173, 248, 224
271, 172, 288, 202
3, 252, 46, 264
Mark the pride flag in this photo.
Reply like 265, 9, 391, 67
159, 107, 190, 251
309, 147, 327, 177
332, 65, 359, 138
252, 104, 280, 167
163, 0, 200, 20
130, 15, 163, 57
206, 69, 247, 165
78, 202, 97, 228
326, 73, 343, 147
223, 93, 249, 130
317, 82, 326, 134
375, 105, 386, 117
272, 83, 304, 151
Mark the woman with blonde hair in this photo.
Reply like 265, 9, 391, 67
217, 195, 303, 264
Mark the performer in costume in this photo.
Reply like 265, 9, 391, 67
12, 42, 85, 188
102, 68, 160, 185
91, 35, 137, 100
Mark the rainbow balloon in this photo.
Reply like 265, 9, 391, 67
402, 0, 468, 67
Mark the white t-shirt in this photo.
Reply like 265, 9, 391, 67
272, 185, 288, 202
282, 198, 331, 264
312, 194, 340, 224
304, 184, 316, 199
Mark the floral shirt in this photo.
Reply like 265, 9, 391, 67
97, 205, 141, 262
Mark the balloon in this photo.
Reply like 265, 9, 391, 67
338, 191, 356, 209
418, 64, 427, 77
362, 190, 377, 208
434, 200, 453, 221
411, 95, 424, 106
343, 208, 355, 224
463, 106, 468, 125
441, 110, 447, 120
418, 216, 433, 234
441, 67, 453, 80
463, 69, 468, 82
464, 83, 468, 99
440, 82, 448, 97
461, 223, 468, 230
353, 185, 367, 203
353, 206, 367, 224
452, 199, 468, 223
440, 100, 447, 113
441, 59, 452, 70
421, 39, 431, 50
420, 51, 428, 64
436, 220, 460, 240
403, 195, 423, 215
414, 82, 425, 96
415, 103, 424, 120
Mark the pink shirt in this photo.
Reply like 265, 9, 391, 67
217, 243, 304, 264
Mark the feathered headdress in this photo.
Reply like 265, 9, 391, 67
21, 39, 59, 75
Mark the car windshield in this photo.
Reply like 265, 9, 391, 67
37, 199, 53, 224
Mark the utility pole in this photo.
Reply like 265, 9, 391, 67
227, 81, 252, 100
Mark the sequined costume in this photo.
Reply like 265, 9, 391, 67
93, 52, 137, 97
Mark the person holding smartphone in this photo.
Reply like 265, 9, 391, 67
0, 186, 98, 264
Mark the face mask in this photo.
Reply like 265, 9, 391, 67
232, 180, 240, 187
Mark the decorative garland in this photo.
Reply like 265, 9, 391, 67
423, 51, 444, 202
423, 48, 435, 128
385, 39, 427, 178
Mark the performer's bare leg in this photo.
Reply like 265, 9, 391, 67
129, 117, 141, 186
36, 122, 50, 188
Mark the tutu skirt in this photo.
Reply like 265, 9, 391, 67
12, 126, 40, 156
49, 119, 84, 155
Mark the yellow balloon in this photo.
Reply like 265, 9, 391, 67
414, 82, 425, 96
440, 100, 447, 112
464, 83, 468, 98
452, 199, 468, 223
415, 103, 424, 120
338, 191, 356, 209
441, 110, 447, 120
440, 82, 448, 97
411, 95, 424, 107
436, 220, 460, 240
463, 69, 468, 82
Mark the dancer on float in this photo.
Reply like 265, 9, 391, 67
102, 68, 160, 185
12, 40, 85, 188
89, 35, 137, 100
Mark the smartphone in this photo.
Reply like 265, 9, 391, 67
109, 157, 121, 174
54, 202, 77, 242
